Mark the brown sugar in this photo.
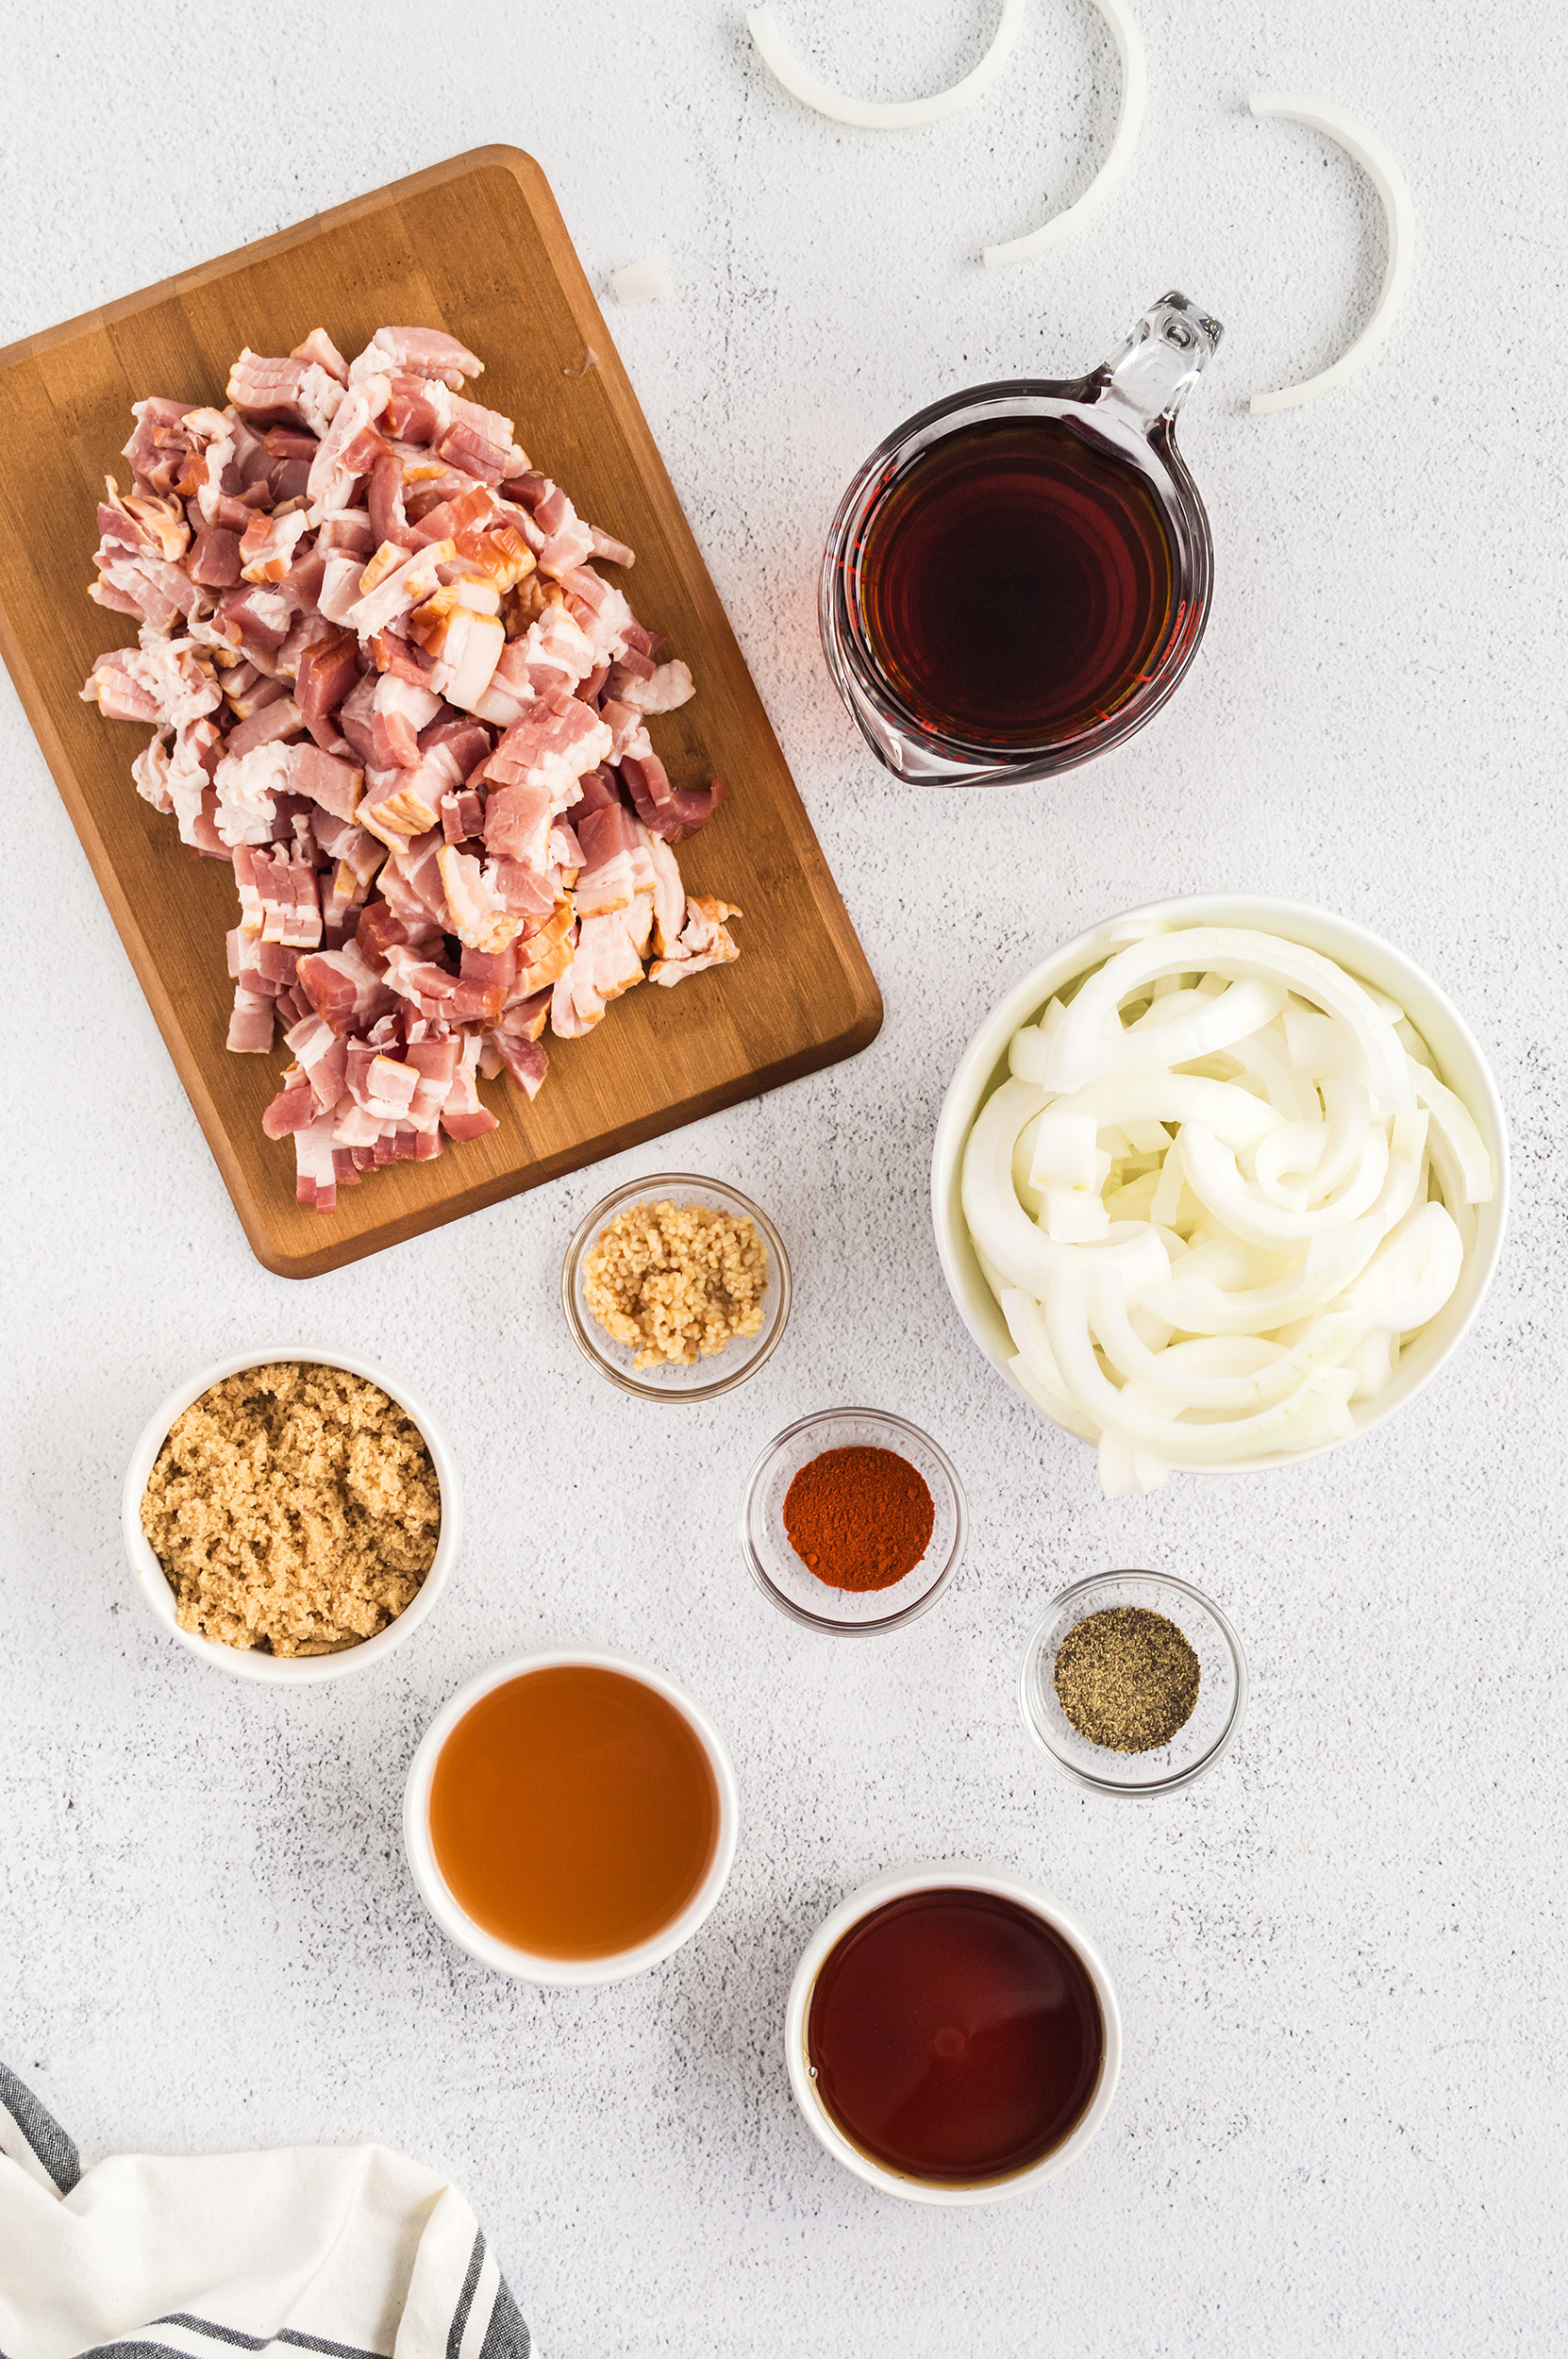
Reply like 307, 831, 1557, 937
583, 1199, 767, 1369
140, 1362, 441, 1656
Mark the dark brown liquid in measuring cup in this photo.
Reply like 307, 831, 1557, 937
807, 1888, 1104, 2183
859, 415, 1176, 748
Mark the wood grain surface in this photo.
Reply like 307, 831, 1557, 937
0, 147, 881, 1277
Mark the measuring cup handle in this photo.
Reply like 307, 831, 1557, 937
1096, 293, 1224, 428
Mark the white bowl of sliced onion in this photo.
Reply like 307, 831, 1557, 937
931, 897, 1508, 1494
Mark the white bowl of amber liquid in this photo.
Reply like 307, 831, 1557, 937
122, 1347, 460, 1684
403, 1649, 740, 1986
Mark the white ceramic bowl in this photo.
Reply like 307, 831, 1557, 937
930, 895, 1510, 1473
403, 1648, 740, 1986
784, 1862, 1121, 2205
122, 1347, 461, 1683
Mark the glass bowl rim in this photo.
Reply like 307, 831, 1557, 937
1018, 1568, 1248, 1797
740, 1404, 967, 1635
560, 1171, 792, 1402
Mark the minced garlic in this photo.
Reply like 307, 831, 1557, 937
140, 1363, 441, 1656
583, 1199, 768, 1369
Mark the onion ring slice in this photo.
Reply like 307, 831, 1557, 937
746, 0, 1026, 131
1247, 92, 1415, 413
983, 0, 1147, 265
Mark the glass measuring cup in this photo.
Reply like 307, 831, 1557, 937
820, 293, 1222, 786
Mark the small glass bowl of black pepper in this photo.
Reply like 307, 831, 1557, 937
1019, 1572, 1247, 1798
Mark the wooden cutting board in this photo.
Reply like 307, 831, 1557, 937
0, 147, 881, 1278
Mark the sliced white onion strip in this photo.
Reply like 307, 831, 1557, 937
1043, 929, 1413, 1114
746, 0, 1026, 131
1022, 1070, 1286, 1152
1337, 1200, 1464, 1330
1038, 1260, 1360, 1465
1179, 1118, 1393, 1250
1143, 1225, 1379, 1335
1411, 1068, 1494, 1202
983, 0, 1147, 265
1247, 92, 1415, 414
1100, 977, 1287, 1073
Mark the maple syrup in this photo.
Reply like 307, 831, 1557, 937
806, 1887, 1104, 2183
427, 1665, 719, 1959
857, 414, 1177, 750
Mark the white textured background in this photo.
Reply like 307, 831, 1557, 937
2, 3, 1565, 2353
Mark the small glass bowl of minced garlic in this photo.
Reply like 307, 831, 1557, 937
1019, 1572, 1248, 1798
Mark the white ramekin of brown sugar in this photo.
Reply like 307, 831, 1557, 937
121, 1347, 461, 1684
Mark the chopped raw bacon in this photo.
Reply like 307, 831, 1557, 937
239, 509, 309, 583
227, 351, 344, 438
620, 753, 728, 841
589, 526, 636, 569
439, 1031, 500, 1141
292, 328, 350, 386
82, 322, 740, 1211
360, 327, 485, 389
227, 985, 275, 1053
622, 658, 695, 715
295, 940, 398, 1035
650, 896, 743, 984
484, 688, 611, 808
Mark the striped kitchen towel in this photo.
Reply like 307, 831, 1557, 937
0, 2064, 533, 2359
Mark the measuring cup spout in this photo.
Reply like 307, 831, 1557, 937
1097, 293, 1223, 429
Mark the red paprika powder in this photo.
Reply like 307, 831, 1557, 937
782, 1445, 936, 1593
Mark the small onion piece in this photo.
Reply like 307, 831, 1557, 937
1247, 92, 1416, 414
746, 0, 1026, 132
982, 0, 1148, 266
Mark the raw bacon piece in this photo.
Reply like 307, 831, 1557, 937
441, 787, 487, 845
486, 1029, 548, 1097
306, 381, 389, 519
371, 675, 442, 768
239, 510, 310, 583
589, 526, 636, 568
551, 907, 647, 1036
621, 658, 695, 715
262, 1070, 320, 1137
650, 896, 743, 984
484, 688, 611, 808
227, 985, 275, 1053
436, 845, 523, 953
359, 326, 484, 389
439, 1031, 500, 1141
513, 903, 578, 997
620, 753, 728, 842
227, 351, 344, 438
289, 744, 363, 822
81, 651, 162, 727
292, 328, 350, 386
132, 734, 174, 812
189, 527, 243, 588
284, 1012, 350, 1111
220, 582, 292, 657
294, 628, 361, 728
226, 696, 303, 760
483, 778, 551, 867
345, 539, 455, 638
295, 941, 398, 1035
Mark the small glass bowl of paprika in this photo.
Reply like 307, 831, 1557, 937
740, 1408, 966, 1634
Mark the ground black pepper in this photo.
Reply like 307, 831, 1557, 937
1053, 1606, 1200, 1752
